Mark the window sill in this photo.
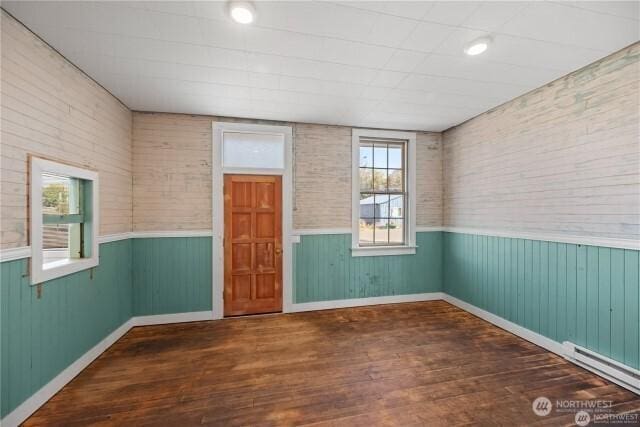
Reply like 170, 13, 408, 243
32, 256, 99, 285
351, 245, 417, 257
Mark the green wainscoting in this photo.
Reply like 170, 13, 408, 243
132, 237, 212, 316
0, 239, 132, 418
293, 232, 443, 303
443, 232, 640, 370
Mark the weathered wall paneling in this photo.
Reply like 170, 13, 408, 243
0, 240, 133, 418
294, 232, 442, 303
0, 11, 133, 249
132, 237, 212, 315
444, 232, 640, 370
443, 43, 640, 240
132, 112, 443, 231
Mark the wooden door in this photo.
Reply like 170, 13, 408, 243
224, 175, 283, 316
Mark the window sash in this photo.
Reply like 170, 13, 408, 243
30, 157, 99, 285
358, 140, 407, 246
42, 214, 84, 224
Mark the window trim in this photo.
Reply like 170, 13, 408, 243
351, 129, 416, 257
30, 157, 99, 285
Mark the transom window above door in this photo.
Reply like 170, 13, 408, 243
351, 129, 417, 257
222, 131, 285, 170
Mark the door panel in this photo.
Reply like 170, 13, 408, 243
224, 174, 282, 316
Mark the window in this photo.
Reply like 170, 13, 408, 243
352, 129, 416, 256
30, 157, 99, 284
222, 131, 285, 170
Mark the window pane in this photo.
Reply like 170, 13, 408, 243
359, 168, 373, 191
41, 173, 83, 269
373, 145, 387, 168
389, 219, 404, 245
373, 169, 387, 191
42, 174, 79, 215
42, 224, 70, 267
359, 219, 374, 245
359, 193, 375, 219
223, 132, 285, 169
388, 146, 403, 169
374, 194, 390, 218
388, 169, 403, 192
359, 145, 373, 167
374, 219, 389, 245
389, 195, 404, 218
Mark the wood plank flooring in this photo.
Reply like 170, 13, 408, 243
25, 301, 640, 426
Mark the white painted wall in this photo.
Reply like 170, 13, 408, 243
132, 113, 443, 231
443, 43, 640, 240
0, 11, 133, 249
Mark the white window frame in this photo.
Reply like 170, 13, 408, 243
351, 129, 417, 257
30, 157, 99, 285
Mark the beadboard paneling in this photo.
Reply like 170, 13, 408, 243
0, 239, 132, 418
132, 237, 212, 315
293, 232, 442, 303
443, 232, 640, 370
0, 12, 133, 249
443, 43, 640, 240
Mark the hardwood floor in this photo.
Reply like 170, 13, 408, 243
25, 301, 640, 426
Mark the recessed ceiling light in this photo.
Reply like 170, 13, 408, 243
464, 37, 491, 56
229, 1, 256, 24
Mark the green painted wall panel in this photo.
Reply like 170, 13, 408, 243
294, 232, 442, 303
444, 232, 640, 370
0, 239, 132, 418
132, 237, 212, 316
624, 250, 639, 368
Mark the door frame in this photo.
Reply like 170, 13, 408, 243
212, 122, 293, 319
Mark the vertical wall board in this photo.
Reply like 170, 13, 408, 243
586, 246, 600, 352
293, 232, 442, 303
132, 237, 213, 316
0, 239, 133, 418
548, 243, 558, 341
610, 249, 625, 363
443, 232, 640, 370
576, 245, 588, 347
497, 238, 504, 319
567, 245, 578, 343
556, 244, 567, 343
598, 248, 612, 358
526, 241, 546, 333
508, 239, 516, 323
1, 261, 10, 416
517, 239, 525, 326
624, 250, 639, 368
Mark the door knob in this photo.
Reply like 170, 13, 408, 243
275, 247, 283, 255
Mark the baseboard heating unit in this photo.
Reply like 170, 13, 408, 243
563, 342, 640, 395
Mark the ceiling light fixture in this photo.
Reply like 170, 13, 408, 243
464, 36, 491, 56
229, 1, 256, 24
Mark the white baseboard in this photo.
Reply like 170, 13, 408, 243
442, 294, 568, 356
0, 311, 213, 427
133, 311, 213, 326
1, 319, 134, 427
288, 292, 446, 313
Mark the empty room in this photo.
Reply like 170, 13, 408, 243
1, 0, 639, 425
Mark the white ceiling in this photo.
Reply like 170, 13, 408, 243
4, 1, 639, 131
